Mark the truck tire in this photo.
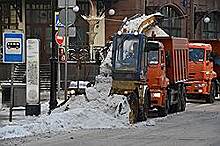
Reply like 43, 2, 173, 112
158, 89, 169, 117
158, 99, 168, 117
206, 82, 216, 103
180, 86, 186, 111
174, 85, 182, 112
167, 88, 175, 113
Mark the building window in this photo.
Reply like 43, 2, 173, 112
0, 2, 19, 43
26, 1, 52, 64
202, 12, 220, 39
160, 6, 182, 37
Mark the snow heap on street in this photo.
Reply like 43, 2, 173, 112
0, 45, 132, 140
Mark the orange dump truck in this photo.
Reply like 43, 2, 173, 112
147, 37, 188, 116
185, 40, 219, 103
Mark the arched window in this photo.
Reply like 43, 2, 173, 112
160, 6, 182, 37
202, 12, 220, 39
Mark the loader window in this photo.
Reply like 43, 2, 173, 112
148, 50, 159, 64
115, 38, 139, 70
189, 48, 205, 62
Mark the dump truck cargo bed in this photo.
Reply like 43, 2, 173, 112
149, 37, 189, 84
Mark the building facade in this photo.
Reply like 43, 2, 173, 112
0, 0, 220, 81
106, 0, 220, 40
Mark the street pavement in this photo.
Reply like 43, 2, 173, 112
1, 100, 220, 146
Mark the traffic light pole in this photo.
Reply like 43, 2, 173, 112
49, 0, 58, 112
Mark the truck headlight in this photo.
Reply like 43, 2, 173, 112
124, 91, 128, 95
68, 90, 75, 95
152, 92, 161, 98
195, 83, 206, 88
117, 31, 122, 35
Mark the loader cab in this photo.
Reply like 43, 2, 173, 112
112, 33, 147, 81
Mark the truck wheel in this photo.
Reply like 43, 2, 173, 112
158, 99, 168, 117
206, 82, 216, 103
127, 92, 139, 124
174, 85, 182, 112
158, 89, 169, 117
180, 86, 186, 111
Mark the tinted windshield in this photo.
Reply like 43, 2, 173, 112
148, 50, 159, 64
189, 48, 205, 62
115, 36, 139, 70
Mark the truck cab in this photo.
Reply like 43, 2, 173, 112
186, 43, 217, 103
146, 41, 169, 116
145, 37, 188, 116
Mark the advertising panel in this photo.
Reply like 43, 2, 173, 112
26, 39, 40, 104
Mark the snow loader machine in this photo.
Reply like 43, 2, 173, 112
110, 13, 165, 123
110, 13, 189, 123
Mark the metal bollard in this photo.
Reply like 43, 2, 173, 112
0, 85, 2, 109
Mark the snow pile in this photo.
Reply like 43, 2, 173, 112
0, 107, 128, 139
99, 43, 112, 76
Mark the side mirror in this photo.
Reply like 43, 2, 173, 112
143, 66, 147, 74
209, 52, 216, 62
161, 63, 165, 70
165, 51, 171, 67
209, 56, 214, 62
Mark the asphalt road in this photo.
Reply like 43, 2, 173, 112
2, 100, 220, 146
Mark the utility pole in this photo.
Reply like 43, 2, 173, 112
49, 0, 58, 112
64, 0, 68, 101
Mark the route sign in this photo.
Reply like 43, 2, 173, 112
3, 30, 25, 63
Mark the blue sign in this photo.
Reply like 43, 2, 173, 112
3, 31, 25, 63
55, 12, 64, 30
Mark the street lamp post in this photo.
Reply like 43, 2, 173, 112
194, 10, 211, 39
49, 0, 58, 112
